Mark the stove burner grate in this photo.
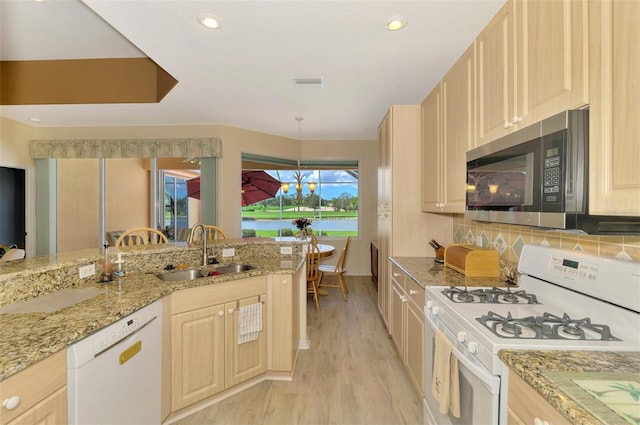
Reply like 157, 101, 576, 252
476, 311, 621, 341
442, 286, 540, 304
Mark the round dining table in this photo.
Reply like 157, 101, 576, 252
316, 243, 335, 258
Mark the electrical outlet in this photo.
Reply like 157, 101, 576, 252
280, 260, 293, 269
476, 236, 484, 248
280, 246, 293, 255
222, 248, 235, 258
79, 264, 96, 279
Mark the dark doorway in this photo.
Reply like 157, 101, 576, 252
0, 166, 26, 249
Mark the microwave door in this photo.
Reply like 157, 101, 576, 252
466, 138, 541, 213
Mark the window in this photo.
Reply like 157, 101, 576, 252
164, 174, 189, 240
241, 168, 358, 238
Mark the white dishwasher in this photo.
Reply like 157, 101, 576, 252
67, 300, 162, 425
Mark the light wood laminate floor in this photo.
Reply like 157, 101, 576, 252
175, 276, 424, 425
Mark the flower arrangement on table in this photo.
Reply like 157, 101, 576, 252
292, 217, 313, 238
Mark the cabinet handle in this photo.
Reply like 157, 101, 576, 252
282, 279, 287, 285
393, 272, 400, 277
228, 308, 234, 315
218, 310, 224, 317
512, 116, 522, 124
2, 396, 20, 411
401, 296, 407, 303
409, 289, 417, 295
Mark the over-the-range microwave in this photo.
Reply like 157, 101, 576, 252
465, 109, 640, 235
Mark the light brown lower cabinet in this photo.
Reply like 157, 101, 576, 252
389, 261, 425, 396
0, 351, 67, 425
507, 370, 570, 425
171, 276, 268, 411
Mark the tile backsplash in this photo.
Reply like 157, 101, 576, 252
453, 214, 640, 263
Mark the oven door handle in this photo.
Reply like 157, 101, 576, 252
451, 347, 500, 394
425, 310, 500, 394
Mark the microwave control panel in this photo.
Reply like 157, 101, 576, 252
542, 133, 564, 211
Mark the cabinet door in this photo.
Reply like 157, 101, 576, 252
270, 275, 294, 372
378, 112, 392, 211
377, 111, 392, 326
441, 43, 476, 213
7, 387, 67, 425
390, 276, 405, 357
589, 0, 640, 216
225, 295, 267, 387
476, 1, 515, 145
172, 304, 225, 410
405, 300, 425, 397
518, 0, 588, 126
421, 85, 442, 212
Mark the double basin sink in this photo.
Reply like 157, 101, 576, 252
156, 263, 257, 282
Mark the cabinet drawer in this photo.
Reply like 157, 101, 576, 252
390, 262, 405, 290
0, 351, 66, 424
405, 278, 424, 310
172, 276, 267, 314
508, 371, 571, 425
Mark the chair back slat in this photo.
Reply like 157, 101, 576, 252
187, 225, 227, 244
115, 227, 169, 247
335, 236, 351, 272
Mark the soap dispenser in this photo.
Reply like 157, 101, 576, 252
114, 253, 126, 278
100, 244, 113, 282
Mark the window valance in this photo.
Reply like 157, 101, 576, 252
29, 137, 223, 159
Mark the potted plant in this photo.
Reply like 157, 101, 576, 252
292, 217, 313, 239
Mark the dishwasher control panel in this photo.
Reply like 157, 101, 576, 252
67, 300, 162, 367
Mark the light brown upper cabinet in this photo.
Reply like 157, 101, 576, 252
476, 0, 589, 146
588, 0, 640, 216
421, 44, 475, 213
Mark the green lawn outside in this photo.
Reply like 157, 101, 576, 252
242, 209, 357, 220
242, 208, 357, 237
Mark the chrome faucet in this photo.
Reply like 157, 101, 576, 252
188, 224, 208, 267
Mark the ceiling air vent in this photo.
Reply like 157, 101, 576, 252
293, 77, 324, 89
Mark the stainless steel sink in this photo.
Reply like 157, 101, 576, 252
157, 264, 257, 281
156, 268, 205, 281
214, 263, 257, 274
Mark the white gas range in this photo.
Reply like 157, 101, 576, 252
423, 244, 640, 425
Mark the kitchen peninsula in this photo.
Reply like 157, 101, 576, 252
0, 239, 307, 423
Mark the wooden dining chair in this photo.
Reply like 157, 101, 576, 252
187, 225, 227, 244
306, 237, 322, 311
318, 236, 351, 301
115, 227, 169, 247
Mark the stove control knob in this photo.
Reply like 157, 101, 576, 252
457, 332, 467, 343
426, 300, 434, 310
467, 341, 479, 354
432, 306, 440, 316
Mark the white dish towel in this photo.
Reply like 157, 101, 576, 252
431, 329, 461, 418
238, 302, 263, 344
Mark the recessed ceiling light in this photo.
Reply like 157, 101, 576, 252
29, 117, 41, 123
199, 13, 220, 29
385, 15, 407, 31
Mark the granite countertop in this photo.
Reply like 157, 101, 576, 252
390, 256, 511, 288
501, 350, 640, 425
0, 256, 302, 382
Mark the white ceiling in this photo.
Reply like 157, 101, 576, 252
0, 0, 505, 140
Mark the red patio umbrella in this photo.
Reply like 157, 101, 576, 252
241, 170, 281, 206
187, 171, 281, 206
186, 176, 201, 199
